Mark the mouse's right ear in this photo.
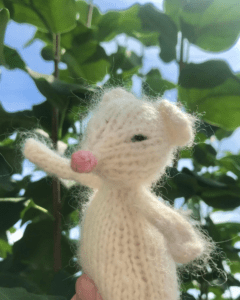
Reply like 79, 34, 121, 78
156, 99, 197, 148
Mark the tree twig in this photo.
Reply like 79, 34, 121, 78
87, 0, 94, 28
173, 33, 186, 169
52, 32, 62, 273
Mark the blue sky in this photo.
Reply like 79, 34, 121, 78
1, 0, 240, 294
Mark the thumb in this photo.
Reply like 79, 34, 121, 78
76, 274, 97, 300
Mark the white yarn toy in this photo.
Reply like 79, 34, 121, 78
23, 88, 214, 300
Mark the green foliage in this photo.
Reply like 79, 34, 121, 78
3, 0, 77, 33
0, 286, 66, 299
142, 68, 176, 96
0, 8, 9, 66
0, 0, 240, 299
179, 60, 240, 130
1, 45, 26, 70
165, 0, 240, 52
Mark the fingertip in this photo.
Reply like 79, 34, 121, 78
75, 275, 96, 300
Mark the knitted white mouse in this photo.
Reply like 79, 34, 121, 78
23, 88, 213, 300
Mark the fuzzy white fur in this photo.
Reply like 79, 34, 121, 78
23, 88, 214, 300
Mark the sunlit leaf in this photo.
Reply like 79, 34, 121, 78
143, 68, 176, 96
179, 60, 240, 130
0, 239, 12, 258
165, 0, 240, 51
138, 3, 178, 62
8, 0, 77, 33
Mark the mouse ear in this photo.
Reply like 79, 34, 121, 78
157, 99, 197, 147
101, 88, 134, 105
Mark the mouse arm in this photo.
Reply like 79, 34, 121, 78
133, 191, 205, 264
23, 138, 101, 190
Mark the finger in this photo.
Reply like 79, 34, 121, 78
76, 275, 96, 300
71, 295, 77, 300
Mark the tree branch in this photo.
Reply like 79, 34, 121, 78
87, 0, 94, 28
52, 32, 62, 273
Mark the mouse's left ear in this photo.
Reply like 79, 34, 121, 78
157, 99, 197, 148
101, 88, 135, 105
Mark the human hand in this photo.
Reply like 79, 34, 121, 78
71, 274, 103, 300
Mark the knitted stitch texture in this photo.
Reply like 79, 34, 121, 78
23, 88, 211, 300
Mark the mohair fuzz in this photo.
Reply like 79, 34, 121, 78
22, 88, 219, 300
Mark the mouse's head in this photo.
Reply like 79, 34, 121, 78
77, 88, 197, 187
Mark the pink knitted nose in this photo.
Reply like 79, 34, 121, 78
71, 151, 98, 173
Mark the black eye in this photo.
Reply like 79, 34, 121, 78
131, 134, 148, 142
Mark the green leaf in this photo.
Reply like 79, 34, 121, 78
215, 222, 240, 246
214, 128, 234, 140
61, 184, 90, 220
182, 292, 197, 300
29, 100, 78, 138
20, 199, 54, 226
179, 60, 240, 130
24, 30, 52, 48
96, 11, 119, 42
229, 260, 240, 274
61, 21, 93, 50
184, 169, 235, 190
105, 46, 142, 87
0, 287, 66, 299
41, 45, 54, 61
142, 68, 176, 97
24, 178, 54, 213
217, 155, 240, 177
0, 239, 12, 258
108, 46, 142, 73
0, 102, 38, 137
165, 0, 240, 52
192, 143, 217, 167
0, 198, 27, 235
131, 31, 159, 47
62, 51, 110, 83
0, 45, 26, 70
0, 8, 9, 66
8, 226, 16, 234
9, 0, 77, 34
201, 188, 240, 210
0, 152, 17, 193
0, 153, 12, 177
97, 4, 141, 42
156, 167, 200, 201
49, 270, 76, 299
12, 219, 76, 285
76, 0, 102, 27
179, 60, 235, 89
63, 40, 102, 65
0, 138, 23, 174
138, 4, 178, 62
27, 67, 93, 110
0, 272, 43, 294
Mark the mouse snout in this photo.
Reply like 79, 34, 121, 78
71, 151, 98, 173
